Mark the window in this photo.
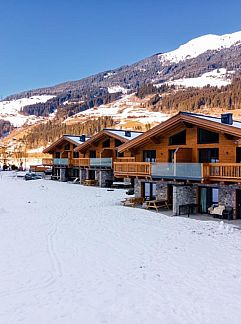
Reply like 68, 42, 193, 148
115, 139, 123, 147
143, 150, 156, 162
90, 150, 96, 158
102, 139, 110, 148
198, 128, 219, 144
199, 148, 219, 163
169, 130, 186, 145
55, 152, 60, 158
116, 151, 124, 157
64, 143, 70, 150
73, 152, 79, 158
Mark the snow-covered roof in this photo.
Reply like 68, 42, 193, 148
104, 129, 143, 140
64, 135, 91, 145
181, 112, 241, 130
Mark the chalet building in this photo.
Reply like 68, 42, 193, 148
74, 129, 142, 187
114, 112, 241, 219
43, 134, 89, 181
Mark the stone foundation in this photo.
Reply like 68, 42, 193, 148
60, 168, 67, 182
134, 179, 142, 198
173, 185, 197, 216
95, 170, 113, 187
219, 186, 236, 219
156, 183, 168, 200
79, 168, 87, 184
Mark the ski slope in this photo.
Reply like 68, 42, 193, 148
0, 172, 241, 324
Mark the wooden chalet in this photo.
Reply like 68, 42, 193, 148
74, 129, 142, 187
42, 134, 89, 181
114, 112, 241, 219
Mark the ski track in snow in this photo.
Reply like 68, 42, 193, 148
0, 172, 241, 323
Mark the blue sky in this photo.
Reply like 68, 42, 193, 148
0, 0, 241, 98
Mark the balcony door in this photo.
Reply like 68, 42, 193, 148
90, 150, 96, 158
143, 150, 156, 162
198, 148, 219, 163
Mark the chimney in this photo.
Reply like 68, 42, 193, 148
221, 113, 233, 125
80, 134, 86, 142
125, 130, 131, 137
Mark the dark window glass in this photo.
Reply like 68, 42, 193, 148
115, 139, 123, 147
116, 151, 124, 157
73, 152, 79, 158
55, 152, 60, 158
90, 150, 96, 158
198, 128, 219, 144
103, 139, 110, 148
143, 150, 156, 162
199, 148, 219, 163
169, 130, 186, 145
64, 143, 70, 150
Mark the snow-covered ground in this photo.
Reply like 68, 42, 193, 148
0, 95, 55, 127
66, 94, 169, 127
0, 172, 241, 324
167, 68, 234, 88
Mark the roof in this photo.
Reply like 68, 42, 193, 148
104, 129, 143, 140
118, 111, 241, 153
43, 134, 90, 154
75, 129, 143, 153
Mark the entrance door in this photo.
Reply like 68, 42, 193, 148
236, 148, 241, 163
167, 185, 173, 207
199, 187, 213, 213
236, 190, 241, 219
143, 183, 156, 201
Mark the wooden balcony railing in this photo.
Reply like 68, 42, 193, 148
114, 162, 241, 182
203, 163, 241, 181
114, 162, 152, 177
115, 157, 135, 163
71, 158, 90, 167
42, 158, 53, 166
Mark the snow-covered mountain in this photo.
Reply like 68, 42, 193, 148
1, 30, 241, 137
160, 31, 241, 63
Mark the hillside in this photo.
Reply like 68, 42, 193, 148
1, 30, 241, 153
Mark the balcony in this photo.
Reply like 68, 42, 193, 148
90, 158, 112, 168
114, 162, 241, 182
70, 157, 113, 168
42, 158, 53, 166
53, 158, 69, 166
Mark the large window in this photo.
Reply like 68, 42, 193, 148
169, 130, 186, 145
143, 150, 156, 162
115, 139, 123, 147
64, 143, 70, 150
197, 128, 219, 144
199, 148, 219, 163
102, 139, 110, 148
90, 150, 96, 158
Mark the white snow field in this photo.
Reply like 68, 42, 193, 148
0, 173, 241, 324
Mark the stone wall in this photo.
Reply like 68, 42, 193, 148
173, 185, 197, 216
134, 179, 142, 198
95, 170, 113, 187
156, 183, 168, 200
79, 168, 87, 184
219, 186, 236, 219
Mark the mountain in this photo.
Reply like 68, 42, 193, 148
1, 30, 241, 140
